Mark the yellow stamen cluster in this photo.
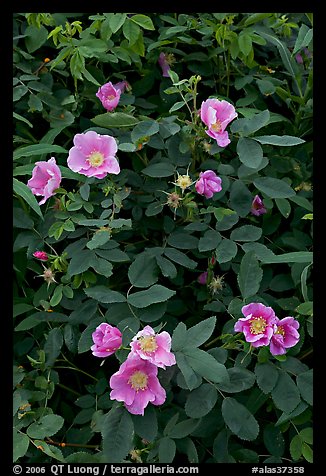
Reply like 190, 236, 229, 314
208, 275, 224, 294
210, 120, 222, 132
249, 317, 267, 335
88, 151, 104, 167
175, 174, 193, 191
275, 325, 285, 336
128, 371, 148, 391
139, 335, 158, 353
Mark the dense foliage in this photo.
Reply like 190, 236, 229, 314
13, 12, 313, 464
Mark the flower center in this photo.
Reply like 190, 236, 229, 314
107, 94, 116, 101
176, 175, 192, 190
275, 325, 285, 336
128, 370, 148, 391
139, 335, 158, 353
249, 317, 267, 335
88, 151, 104, 167
211, 120, 222, 132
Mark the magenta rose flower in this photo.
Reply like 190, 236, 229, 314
129, 325, 176, 369
67, 131, 120, 179
91, 323, 122, 358
270, 317, 300, 356
234, 302, 277, 348
96, 81, 127, 111
33, 251, 48, 261
195, 170, 222, 199
27, 157, 62, 205
158, 52, 171, 77
197, 271, 208, 285
251, 195, 267, 216
110, 354, 166, 415
200, 98, 237, 147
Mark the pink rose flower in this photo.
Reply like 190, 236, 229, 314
129, 325, 176, 369
27, 157, 62, 205
33, 251, 48, 261
195, 170, 222, 199
67, 131, 120, 179
158, 52, 171, 77
270, 317, 300, 356
251, 195, 267, 216
197, 271, 208, 285
96, 81, 127, 111
234, 302, 277, 348
200, 98, 237, 147
110, 354, 166, 415
91, 323, 122, 358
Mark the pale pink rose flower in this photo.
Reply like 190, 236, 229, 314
91, 323, 122, 358
110, 354, 166, 415
129, 325, 176, 369
27, 157, 62, 205
195, 170, 222, 199
234, 302, 277, 348
270, 317, 300, 356
200, 98, 237, 147
96, 81, 127, 111
67, 131, 120, 179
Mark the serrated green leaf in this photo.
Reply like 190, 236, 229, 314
254, 177, 295, 199
254, 135, 305, 146
290, 434, 302, 460
237, 137, 264, 168
91, 112, 139, 128
183, 347, 229, 384
27, 414, 64, 439
84, 286, 126, 304
237, 251, 263, 299
272, 370, 301, 413
159, 437, 176, 463
13, 144, 67, 160
297, 369, 313, 405
102, 407, 134, 462
128, 252, 159, 288
185, 384, 218, 418
13, 429, 30, 462
127, 284, 176, 308
217, 367, 255, 393
255, 362, 279, 394
231, 225, 262, 242
13, 178, 43, 219
222, 397, 259, 441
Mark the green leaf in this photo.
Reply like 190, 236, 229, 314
222, 397, 259, 441
13, 178, 43, 219
128, 252, 159, 288
237, 251, 263, 299
255, 362, 279, 394
107, 13, 127, 33
290, 434, 302, 460
300, 427, 313, 445
168, 419, 200, 439
302, 442, 313, 463
175, 352, 202, 391
275, 197, 291, 218
123, 19, 141, 45
260, 251, 313, 264
295, 301, 313, 316
27, 414, 64, 439
198, 230, 222, 252
182, 347, 229, 384
67, 250, 94, 276
263, 423, 285, 457
13, 112, 33, 128
131, 120, 159, 143
159, 437, 176, 463
254, 177, 295, 199
91, 256, 113, 278
238, 33, 252, 56
130, 14, 155, 30
86, 231, 111, 250
13, 144, 67, 160
254, 135, 305, 146
230, 225, 262, 242
167, 232, 198, 250
156, 255, 177, 279
25, 25, 48, 53
84, 286, 126, 304
127, 284, 176, 308
229, 180, 252, 217
231, 109, 270, 135
185, 316, 217, 348
185, 384, 218, 418
32, 440, 65, 462
258, 29, 299, 79
102, 407, 134, 462
215, 238, 238, 264
271, 370, 301, 413
142, 162, 175, 177
13, 429, 30, 462
293, 24, 312, 55
237, 137, 264, 168
164, 248, 197, 269
91, 112, 139, 128
44, 328, 64, 367
297, 369, 313, 405
132, 405, 158, 441
217, 367, 255, 393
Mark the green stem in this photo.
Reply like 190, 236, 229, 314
53, 366, 98, 382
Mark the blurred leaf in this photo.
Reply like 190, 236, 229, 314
13, 179, 43, 219
222, 397, 259, 441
